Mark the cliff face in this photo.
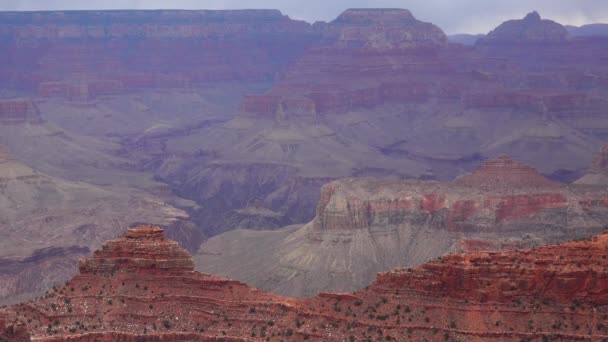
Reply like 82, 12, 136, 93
3, 227, 608, 341
0, 10, 319, 95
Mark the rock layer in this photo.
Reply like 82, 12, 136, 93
2, 227, 608, 341
0, 99, 42, 124
453, 155, 558, 189
199, 156, 608, 297
478, 11, 569, 44
79, 226, 194, 275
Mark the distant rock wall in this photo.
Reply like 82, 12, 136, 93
0, 99, 42, 124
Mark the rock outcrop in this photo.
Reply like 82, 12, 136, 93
0, 99, 42, 124
3, 227, 607, 341
478, 11, 569, 44
199, 156, 608, 297
453, 155, 558, 189
325, 8, 448, 49
79, 226, 194, 275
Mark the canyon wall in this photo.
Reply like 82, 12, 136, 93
0, 99, 42, 124
0, 10, 320, 96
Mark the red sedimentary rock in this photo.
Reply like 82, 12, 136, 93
309, 156, 604, 238
78, 226, 194, 276
0, 99, 42, 124
453, 155, 558, 190
2, 226, 607, 341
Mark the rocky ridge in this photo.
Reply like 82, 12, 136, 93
2, 226, 608, 341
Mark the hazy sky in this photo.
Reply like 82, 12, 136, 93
1, 0, 607, 34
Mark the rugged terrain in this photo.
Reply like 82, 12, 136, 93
2, 226, 607, 341
199, 156, 608, 297
1, 9, 607, 241
0, 145, 198, 305
0, 8, 608, 309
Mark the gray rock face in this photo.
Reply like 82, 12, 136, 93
478, 11, 569, 44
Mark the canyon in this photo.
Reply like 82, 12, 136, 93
199, 155, 608, 297
1, 226, 607, 341
0, 7, 607, 309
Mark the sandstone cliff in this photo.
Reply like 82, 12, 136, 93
3, 226, 607, 341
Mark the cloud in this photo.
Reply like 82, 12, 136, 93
0, 0, 607, 34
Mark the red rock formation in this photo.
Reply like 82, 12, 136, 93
78, 226, 194, 276
0, 99, 42, 124
377, 232, 608, 304
2, 227, 607, 341
313, 157, 575, 233
478, 11, 569, 44
453, 155, 558, 189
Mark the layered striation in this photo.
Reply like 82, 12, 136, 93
0, 99, 42, 124
199, 156, 608, 297
453, 155, 558, 190
0, 10, 319, 96
79, 226, 194, 275
3, 227, 608, 341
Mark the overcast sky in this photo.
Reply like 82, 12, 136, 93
1, 0, 607, 34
